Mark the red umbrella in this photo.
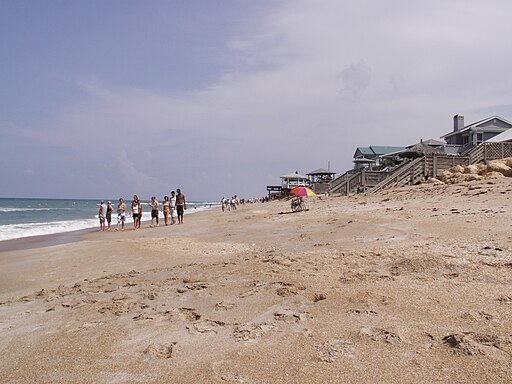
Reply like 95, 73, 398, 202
290, 186, 316, 197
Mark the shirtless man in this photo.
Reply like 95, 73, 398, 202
175, 188, 186, 224
116, 198, 126, 231
148, 196, 159, 227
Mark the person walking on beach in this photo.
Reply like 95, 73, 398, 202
221, 197, 226, 212
130, 195, 142, 230
162, 196, 170, 226
148, 196, 159, 227
106, 201, 113, 231
116, 198, 126, 231
98, 200, 107, 231
170, 190, 177, 225
176, 188, 186, 224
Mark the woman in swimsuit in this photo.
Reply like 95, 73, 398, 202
130, 195, 141, 230
162, 196, 171, 226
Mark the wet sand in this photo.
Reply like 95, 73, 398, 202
1, 179, 512, 383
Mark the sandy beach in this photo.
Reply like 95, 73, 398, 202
1, 179, 512, 383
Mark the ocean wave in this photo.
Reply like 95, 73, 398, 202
0, 207, 72, 213
0, 219, 99, 241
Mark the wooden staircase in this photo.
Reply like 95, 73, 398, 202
369, 157, 424, 194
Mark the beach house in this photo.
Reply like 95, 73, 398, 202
353, 146, 406, 170
280, 172, 309, 190
441, 115, 512, 154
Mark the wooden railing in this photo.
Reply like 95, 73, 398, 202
467, 143, 485, 164
369, 157, 424, 194
424, 155, 470, 177
328, 170, 362, 195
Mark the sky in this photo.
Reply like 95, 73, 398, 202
2, 0, 512, 201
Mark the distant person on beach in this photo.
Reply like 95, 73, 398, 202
98, 200, 107, 231
130, 195, 142, 229
176, 188, 186, 224
221, 197, 226, 212
116, 198, 126, 231
148, 196, 159, 227
106, 201, 113, 230
170, 191, 177, 225
162, 196, 170, 226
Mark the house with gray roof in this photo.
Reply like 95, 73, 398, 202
353, 145, 406, 170
441, 115, 512, 154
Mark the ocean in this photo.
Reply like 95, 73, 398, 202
0, 198, 218, 242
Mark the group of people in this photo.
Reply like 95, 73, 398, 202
221, 196, 239, 212
98, 189, 186, 231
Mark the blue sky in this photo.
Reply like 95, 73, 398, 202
2, 1, 512, 200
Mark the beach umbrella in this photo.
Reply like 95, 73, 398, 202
290, 186, 317, 197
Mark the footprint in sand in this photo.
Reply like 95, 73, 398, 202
215, 301, 236, 311
349, 309, 378, 316
273, 309, 309, 323
233, 322, 274, 342
187, 319, 227, 335
315, 339, 355, 362
212, 361, 247, 383
144, 343, 176, 359
173, 307, 201, 322
442, 333, 512, 356
359, 326, 402, 344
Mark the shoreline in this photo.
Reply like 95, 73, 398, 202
0, 226, 96, 252
0, 206, 217, 252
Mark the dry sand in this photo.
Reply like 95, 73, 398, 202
1, 179, 512, 383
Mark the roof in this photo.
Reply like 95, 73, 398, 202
354, 146, 406, 158
487, 129, 512, 143
307, 168, 336, 175
355, 147, 374, 155
402, 141, 444, 155
369, 146, 406, 155
406, 139, 444, 148
280, 172, 308, 179
441, 115, 512, 139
